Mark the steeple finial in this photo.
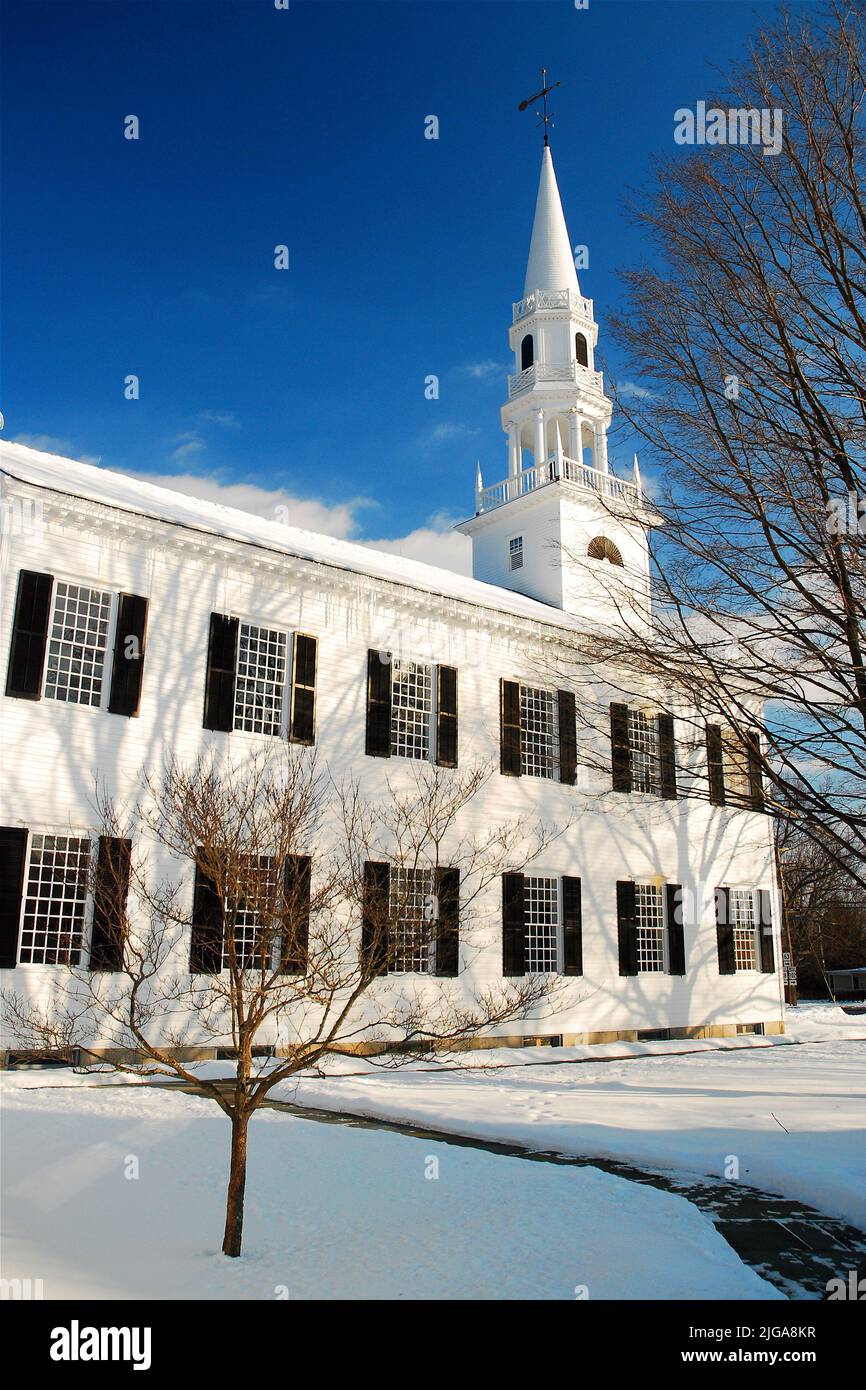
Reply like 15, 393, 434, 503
518, 67, 561, 148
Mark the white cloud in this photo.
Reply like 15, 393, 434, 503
198, 410, 240, 429
12, 433, 101, 466
462, 360, 509, 379
169, 431, 206, 463
616, 381, 658, 402
364, 526, 471, 576
130, 470, 471, 575
132, 471, 369, 540
417, 421, 481, 449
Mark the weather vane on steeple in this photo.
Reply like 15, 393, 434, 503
518, 67, 561, 147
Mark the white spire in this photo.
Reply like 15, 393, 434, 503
632, 452, 642, 494
523, 146, 580, 298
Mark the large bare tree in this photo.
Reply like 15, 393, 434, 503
3, 748, 566, 1256
556, 2, 866, 881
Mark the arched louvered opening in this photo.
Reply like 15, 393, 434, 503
587, 535, 624, 566
575, 332, 588, 368
520, 334, 534, 370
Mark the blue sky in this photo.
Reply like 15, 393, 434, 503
3, 0, 809, 571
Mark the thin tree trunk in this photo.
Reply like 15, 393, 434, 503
222, 1114, 249, 1258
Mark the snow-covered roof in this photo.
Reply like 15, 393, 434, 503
0, 441, 575, 632
523, 146, 580, 299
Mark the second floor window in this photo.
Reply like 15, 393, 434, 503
204, 613, 317, 744
391, 659, 433, 760
509, 536, 524, 571
500, 679, 577, 784
234, 623, 288, 737
706, 724, 764, 810
5, 570, 149, 717
521, 685, 559, 779
365, 650, 458, 766
610, 703, 677, 799
44, 583, 113, 707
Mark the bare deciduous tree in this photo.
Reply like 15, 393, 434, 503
3, 748, 567, 1257
551, 3, 866, 880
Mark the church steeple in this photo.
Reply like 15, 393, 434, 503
524, 146, 580, 298
456, 135, 656, 624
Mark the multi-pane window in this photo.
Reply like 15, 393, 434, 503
635, 883, 666, 972
628, 709, 660, 795
18, 834, 91, 965
524, 876, 559, 972
730, 888, 758, 971
391, 660, 433, 760
521, 685, 559, 779
223, 854, 278, 971
722, 731, 751, 804
44, 583, 113, 707
509, 536, 524, 571
389, 866, 434, 973
234, 623, 287, 736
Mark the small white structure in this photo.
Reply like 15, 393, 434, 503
0, 143, 784, 1056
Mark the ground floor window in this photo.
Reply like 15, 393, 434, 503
222, 854, 279, 970
389, 865, 435, 972
730, 888, 758, 971
18, 834, 91, 965
524, 875, 559, 972
635, 882, 666, 972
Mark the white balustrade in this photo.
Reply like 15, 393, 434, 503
477, 455, 640, 514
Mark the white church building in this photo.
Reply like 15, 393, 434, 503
0, 144, 784, 1058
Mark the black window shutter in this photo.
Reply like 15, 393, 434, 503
190, 858, 223, 973
361, 860, 390, 976
715, 886, 736, 974
657, 713, 678, 800
502, 871, 525, 976
281, 854, 311, 974
500, 679, 522, 776
0, 826, 28, 968
610, 703, 631, 792
558, 690, 577, 786
666, 882, 686, 975
89, 836, 131, 971
759, 888, 775, 973
203, 613, 238, 732
616, 879, 638, 976
706, 724, 726, 805
365, 650, 392, 757
289, 633, 317, 744
746, 733, 765, 812
108, 594, 148, 717
562, 875, 582, 975
434, 866, 460, 977
5, 570, 53, 700
436, 666, 458, 768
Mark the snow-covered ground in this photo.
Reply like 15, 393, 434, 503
0, 1084, 780, 1300
1, 1005, 862, 1299
272, 1007, 866, 1232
